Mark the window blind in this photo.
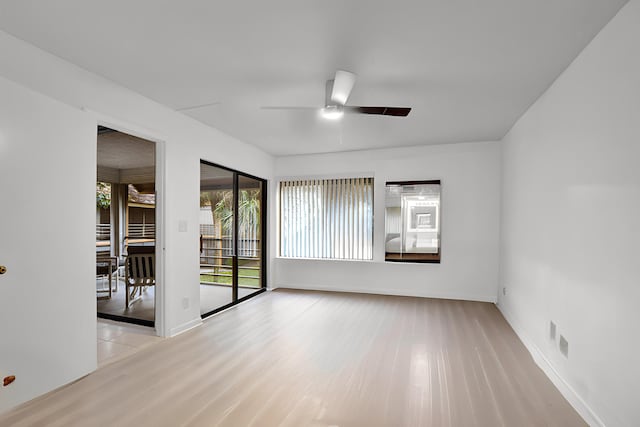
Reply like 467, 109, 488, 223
280, 177, 373, 260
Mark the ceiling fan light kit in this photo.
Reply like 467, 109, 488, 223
321, 105, 344, 120
262, 70, 411, 120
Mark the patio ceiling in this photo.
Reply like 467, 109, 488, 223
97, 128, 155, 170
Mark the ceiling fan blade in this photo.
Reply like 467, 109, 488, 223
345, 106, 412, 117
330, 70, 357, 105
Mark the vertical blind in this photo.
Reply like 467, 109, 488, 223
280, 177, 373, 260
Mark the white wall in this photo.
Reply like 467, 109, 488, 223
0, 30, 274, 412
274, 141, 501, 302
498, 1, 640, 426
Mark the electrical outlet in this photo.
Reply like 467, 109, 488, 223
549, 321, 556, 341
502, 287, 506, 296
182, 297, 190, 309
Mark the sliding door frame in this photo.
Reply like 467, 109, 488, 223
200, 159, 267, 319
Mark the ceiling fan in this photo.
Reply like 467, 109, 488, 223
261, 70, 411, 119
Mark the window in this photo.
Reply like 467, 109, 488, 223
385, 180, 441, 263
280, 177, 373, 260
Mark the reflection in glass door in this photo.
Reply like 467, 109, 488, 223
237, 175, 265, 301
199, 161, 266, 317
199, 163, 235, 315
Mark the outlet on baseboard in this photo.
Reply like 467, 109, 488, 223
559, 335, 569, 358
549, 321, 557, 341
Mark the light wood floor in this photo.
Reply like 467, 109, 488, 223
1, 289, 585, 427
97, 319, 162, 368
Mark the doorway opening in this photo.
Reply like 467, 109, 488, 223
96, 126, 156, 327
199, 160, 267, 317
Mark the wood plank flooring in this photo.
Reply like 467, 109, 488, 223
96, 319, 163, 368
0, 289, 585, 426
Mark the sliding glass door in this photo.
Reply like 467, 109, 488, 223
237, 175, 265, 301
199, 161, 266, 317
96, 126, 156, 327
199, 163, 235, 313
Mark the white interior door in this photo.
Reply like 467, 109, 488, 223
0, 76, 97, 412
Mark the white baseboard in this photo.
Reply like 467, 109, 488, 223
168, 318, 202, 337
272, 283, 497, 303
497, 304, 605, 427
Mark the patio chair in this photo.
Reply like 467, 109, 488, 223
125, 253, 155, 307
96, 255, 118, 299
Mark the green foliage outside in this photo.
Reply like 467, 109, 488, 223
200, 188, 261, 288
201, 189, 261, 234
96, 182, 111, 209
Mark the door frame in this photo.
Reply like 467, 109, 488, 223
199, 159, 267, 319
89, 109, 167, 337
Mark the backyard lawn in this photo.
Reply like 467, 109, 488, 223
200, 266, 260, 288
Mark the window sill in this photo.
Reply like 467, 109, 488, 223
275, 256, 442, 266
275, 256, 375, 263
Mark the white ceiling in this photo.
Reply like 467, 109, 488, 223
0, 1, 627, 156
